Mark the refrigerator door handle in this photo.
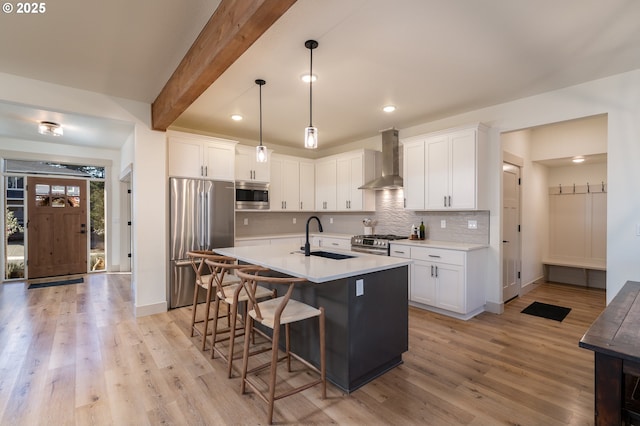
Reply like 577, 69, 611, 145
199, 191, 206, 249
205, 191, 211, 251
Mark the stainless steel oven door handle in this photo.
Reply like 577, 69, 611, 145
350, 246, 387, 256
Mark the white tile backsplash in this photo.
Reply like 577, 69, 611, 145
236, 189, 489, 244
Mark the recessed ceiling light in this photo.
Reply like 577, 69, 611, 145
231, 114, 243, 121
572, 156, 585, 163
383, 105, 396, 113
301, 73, 317, 83
38, 121, 63, 136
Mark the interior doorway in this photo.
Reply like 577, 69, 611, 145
27, 176, 88, 278
502, 162, 521, 302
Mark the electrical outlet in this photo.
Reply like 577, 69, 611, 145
243, 218, 248, 225
293, 218, 296, 224
468, 220, 478, 229
330, 217, 334, 224
356, 279, 364, 296
440, 219, 446, 228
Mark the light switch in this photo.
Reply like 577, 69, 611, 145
636, 224, 640, 236
293, 218, 296, 224
440, 220, 446, 228
356, 279, 364, 296
243, 218, 248, 225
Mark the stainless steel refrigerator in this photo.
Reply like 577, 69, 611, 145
169, 177, 234, 308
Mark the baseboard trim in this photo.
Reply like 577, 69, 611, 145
135, 301, 167, 317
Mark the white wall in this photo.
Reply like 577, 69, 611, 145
398, 70, 640, 306
0, 72, 167, 316
530, 114, 607, 161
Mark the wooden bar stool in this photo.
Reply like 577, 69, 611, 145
204, 259, 276, 377
237, 267, 326, 425
187, 251, 240, 351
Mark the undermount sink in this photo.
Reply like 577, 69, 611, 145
309, 250, 355, 260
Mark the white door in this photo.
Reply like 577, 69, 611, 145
502, 163, 521, 302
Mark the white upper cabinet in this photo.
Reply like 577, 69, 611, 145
235, 145, 271, 182
270, 154, 316, 211
316, 150, 377, 212
315, 158, 337, 211
402, 140, 426, 210
403, 124, 488, 210
167, 131, 237, 181
270, 154, 301, 211
298, 160, 315, 211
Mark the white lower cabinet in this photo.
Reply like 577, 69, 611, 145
391, 243, 486, 319
316, 236, 351, 250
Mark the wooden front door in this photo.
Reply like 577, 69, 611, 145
27, 177, 88, 278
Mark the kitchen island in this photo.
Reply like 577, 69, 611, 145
215, 243, 411, 393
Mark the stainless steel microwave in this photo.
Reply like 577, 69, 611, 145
235, 181, 269, 210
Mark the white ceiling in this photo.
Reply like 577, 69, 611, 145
1, 0, 639, 151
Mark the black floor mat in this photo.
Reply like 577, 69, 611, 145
29, 277, 84, 289
521, 301, 571, 322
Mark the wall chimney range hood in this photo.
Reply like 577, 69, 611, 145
359, 128, 403, 190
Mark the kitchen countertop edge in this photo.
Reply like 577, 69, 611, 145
390, 239, 488, 251
215, 244, 411, 283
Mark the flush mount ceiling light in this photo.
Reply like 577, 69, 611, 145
572, 156, 585, 163
383, 105, 396, 113
231, 114, 243, 121
255, 79, 268, 163
38, 121, 63, 136
304, 39, 318, 149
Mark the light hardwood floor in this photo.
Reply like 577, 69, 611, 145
0, 273, 604, 425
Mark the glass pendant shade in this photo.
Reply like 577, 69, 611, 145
256, 144, 268, 163
304, 126, 318, 149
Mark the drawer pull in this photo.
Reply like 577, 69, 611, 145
393, 250, 406, 254
428, 254, 441, 258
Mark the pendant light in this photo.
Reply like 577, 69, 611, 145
304, 40, 318, 149
255, 79, 268, 163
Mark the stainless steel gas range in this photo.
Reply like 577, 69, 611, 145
350, 234, 407, 256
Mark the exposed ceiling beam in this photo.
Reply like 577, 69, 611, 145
151, 0, 297, 131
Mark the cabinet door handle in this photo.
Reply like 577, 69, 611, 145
201, 165, 204, 177
443, 196, 447, 207
300, 201, 303, 209
448, 195, 451, 207
435, 266, 439, 278
430, 265, 434, 277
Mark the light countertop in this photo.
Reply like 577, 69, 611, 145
389, 239, 488, 251
215, 243, 411, 283
234, 232, 352, 241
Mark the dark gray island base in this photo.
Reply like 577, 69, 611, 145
214, 244, 411, 393
256, 265, 409, 393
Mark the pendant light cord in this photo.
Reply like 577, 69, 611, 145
309, 45, 313, 127
255, 79, 266, 147
259, 82, 263, 146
